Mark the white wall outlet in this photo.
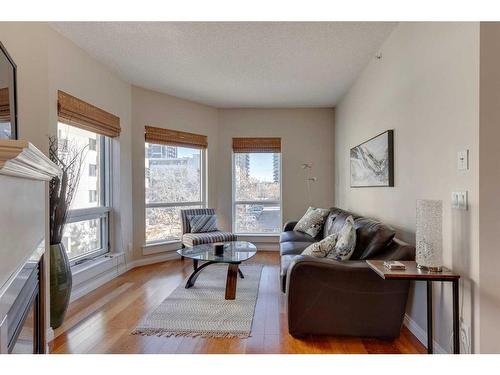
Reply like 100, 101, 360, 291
452, 191, 468, 210
457, 150, 469, 171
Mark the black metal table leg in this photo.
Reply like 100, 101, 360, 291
193, 259, 199, 271
185, 261, 216, 288
238, 268, 244, 279
453, 279, 460, 354
427, 280, 433, 354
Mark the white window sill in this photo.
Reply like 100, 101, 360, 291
71, 253, 120, 274
236, 234, 280, 243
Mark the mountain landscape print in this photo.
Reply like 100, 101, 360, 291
350, 130, 394, 187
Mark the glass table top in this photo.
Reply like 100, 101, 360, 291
177, 241, 257, 263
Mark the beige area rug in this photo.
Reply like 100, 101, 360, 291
132, 264, 263, 338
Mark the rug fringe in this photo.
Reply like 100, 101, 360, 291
131, 328, 250, 339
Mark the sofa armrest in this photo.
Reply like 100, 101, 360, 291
283, 220, 298, 232
286, 256, 393, 294
285, 256, 410, 338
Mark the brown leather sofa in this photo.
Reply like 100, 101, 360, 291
281, 207, 415, 339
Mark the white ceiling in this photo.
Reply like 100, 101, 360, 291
50, 22, 396, 108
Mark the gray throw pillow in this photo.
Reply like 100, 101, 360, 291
302, 233, 338, 258
188, 214, 218, 233
294, 207, 330, 238
327, 215, 356, 260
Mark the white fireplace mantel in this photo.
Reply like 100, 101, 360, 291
0, 140, 61, 181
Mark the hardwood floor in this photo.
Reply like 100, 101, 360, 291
50, 252, 426, 354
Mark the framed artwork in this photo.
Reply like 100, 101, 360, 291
350, 130, 394, 187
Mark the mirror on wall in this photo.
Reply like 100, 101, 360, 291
0, 41, 18, 140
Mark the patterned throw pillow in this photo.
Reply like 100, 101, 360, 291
327, 215, 356, 261
294, 207, 331, 237
302, 233, 338, 258
188, 214, 218, 233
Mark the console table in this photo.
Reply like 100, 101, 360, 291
366, 260, 460, 354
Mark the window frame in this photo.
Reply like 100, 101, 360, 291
144, 142, 207, 245
59, 124, 112, 265
231, 152, 282, 235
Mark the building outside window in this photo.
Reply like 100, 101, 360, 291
57, 122, 110, 262
233, 151, 281, 234
145, 143, 205, 243
89, 137, 97, 151
89, 164, 97, 177
88, 189, 97, 202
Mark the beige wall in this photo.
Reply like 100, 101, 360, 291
217, 109, 335, 231
131, 86, 219, 256
0, 23, 134, 339
479, 22, 500, 353
334, 22, 480, 353
46, 27, 134, 262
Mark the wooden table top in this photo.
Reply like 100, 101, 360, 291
366, 260, 460, 281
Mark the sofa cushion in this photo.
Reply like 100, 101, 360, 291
182, 231, 236, 247
323, 207, 356, 238
294, 207, 330, 238
327, 216, 356, 261
280, 231, 316, 244
302, 233, 337, 258
187, 214, 218, 233
280, 241, 312, 256
351, 218, 396, 260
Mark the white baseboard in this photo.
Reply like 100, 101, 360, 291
70, 261, 123, 302
69, 251, 180, 303
125, 250, 179, 270
403, 314, 447, 354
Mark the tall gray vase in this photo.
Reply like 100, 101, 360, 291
50, 243, 72, 329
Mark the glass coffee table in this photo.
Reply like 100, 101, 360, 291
177, 241, 257, 300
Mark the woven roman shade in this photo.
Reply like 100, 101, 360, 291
232, 137, 281, 153
57, 90, 121, 137
0, 87, 9, 122
145, 126, 208, 149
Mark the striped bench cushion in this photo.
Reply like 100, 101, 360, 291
182, 231, 237, 247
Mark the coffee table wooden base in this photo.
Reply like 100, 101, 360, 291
185, 260, 242, 300
225, 264, 239, 300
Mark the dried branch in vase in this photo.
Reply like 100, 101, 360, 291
48, 135, 88, 245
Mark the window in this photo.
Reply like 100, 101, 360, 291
89, 138, 97, 151
233, 152, 281, 234
57, 122, 110, 262
89, 164, 97, 177
88, 190, 97, 202
145, 143, 205, 243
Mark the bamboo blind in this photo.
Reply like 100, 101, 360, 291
145, 126, 208, 149
57, 90, 121, 137
232, 137, 281, 153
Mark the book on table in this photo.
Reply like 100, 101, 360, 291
383, 261, 406, 270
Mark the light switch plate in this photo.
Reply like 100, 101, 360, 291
452, 191, 468, 210
457, 150, 469, 171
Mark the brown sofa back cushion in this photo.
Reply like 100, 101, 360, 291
323, 207, 358, 238
351, 218, 396, 260
323, 207, 396, 260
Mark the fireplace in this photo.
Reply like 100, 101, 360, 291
0, 246, 45, 354
1, 139, 61, 354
